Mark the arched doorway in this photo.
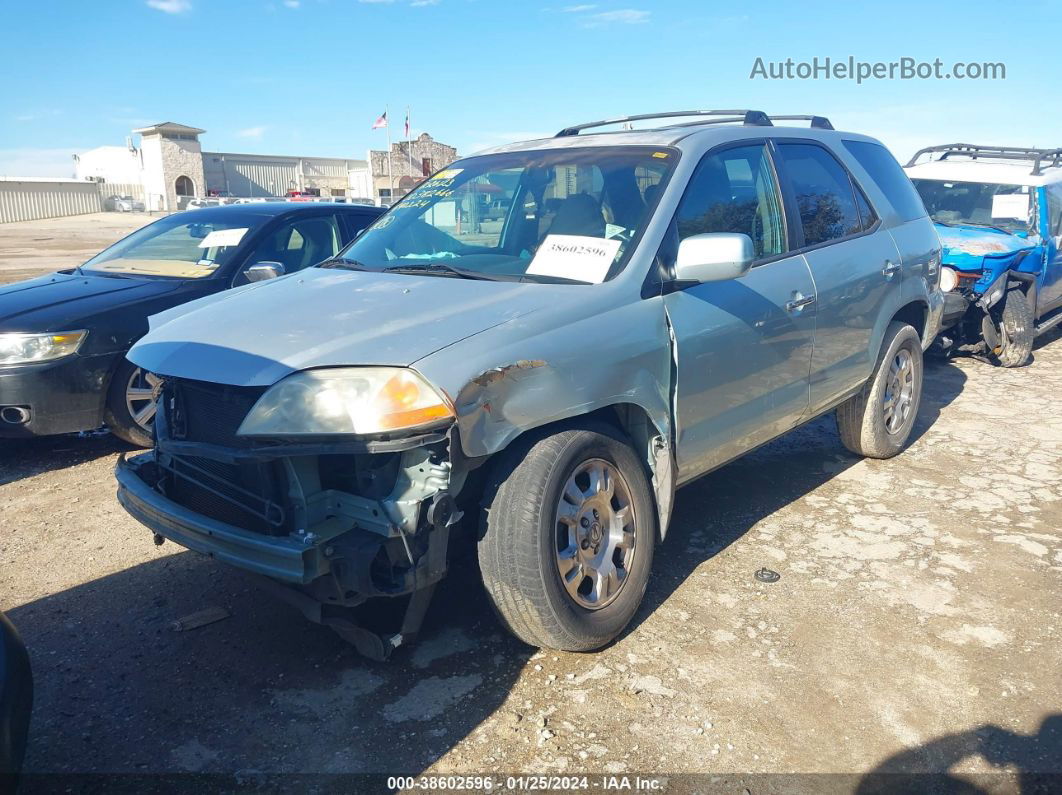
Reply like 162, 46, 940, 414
175, 175, 195, 197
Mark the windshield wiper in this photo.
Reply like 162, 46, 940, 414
382, 262, 508, 281
318, 257, 371, 271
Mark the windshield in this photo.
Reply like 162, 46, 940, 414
82, 210, 267, 278
333, 147, 676, 283
911, 178, 1035, 234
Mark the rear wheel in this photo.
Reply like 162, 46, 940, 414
478, 426, 655, 651
837, 322, 923, 459
991, 287, 1034, 368
104, 359, 161, 447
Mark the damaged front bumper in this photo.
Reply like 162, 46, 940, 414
117, 452, 335, 584
114, 388, 467, 659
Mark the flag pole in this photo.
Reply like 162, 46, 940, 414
407, 106, 413, 177
386, 105, 394, 202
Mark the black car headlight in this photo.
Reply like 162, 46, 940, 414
0, 331, 87, 366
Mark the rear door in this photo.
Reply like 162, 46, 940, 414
664, 141, 817, 481
774, 141, 900, 412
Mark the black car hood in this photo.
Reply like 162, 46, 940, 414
0, 272, 186, 333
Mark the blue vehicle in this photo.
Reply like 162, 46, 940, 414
906, 144, 1062, 366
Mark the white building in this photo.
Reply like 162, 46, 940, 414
75, 122, 371, 210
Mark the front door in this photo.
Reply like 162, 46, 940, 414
662, 142, 816, 482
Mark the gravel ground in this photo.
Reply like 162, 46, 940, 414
0, 212, 155, 284
0, 216, 1060, 790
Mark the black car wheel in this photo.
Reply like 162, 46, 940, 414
104, 359, 160, 447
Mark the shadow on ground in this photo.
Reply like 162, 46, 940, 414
856, 715, 1062, 794
10, 357, 969, 778
0, 432, 133, 486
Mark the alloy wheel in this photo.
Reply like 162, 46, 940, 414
554, 458, 638, 610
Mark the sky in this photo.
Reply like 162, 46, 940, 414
2, 0, 1059, 177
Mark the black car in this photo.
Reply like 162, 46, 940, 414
0, 612, 31, 785
0, 203, 383, 446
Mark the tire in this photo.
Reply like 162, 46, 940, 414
104, 359, 160, 447
478, 425, 656, 652
991, 287, 1034, 368
837, 321, 923, 460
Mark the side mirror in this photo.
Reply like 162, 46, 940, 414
244, 261, 285, 282
674, 233, 754, 283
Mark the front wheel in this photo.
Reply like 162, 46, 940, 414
991, 287, 1034, 368
104, 359, 161, 447
837, 321, 923, 459
478, 426, 656, 651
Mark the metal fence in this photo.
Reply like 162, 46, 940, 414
0, 179, 103, 224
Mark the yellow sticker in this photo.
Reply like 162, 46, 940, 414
652, 152, 670, 159
432, 168, 464, 180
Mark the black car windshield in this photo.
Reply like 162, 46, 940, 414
332, 147, 676, 283
911, 178, 1035, 234
82, 209, 270, 278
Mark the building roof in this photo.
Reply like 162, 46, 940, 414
133, 122, 206, 136
904, 158, 1062, 187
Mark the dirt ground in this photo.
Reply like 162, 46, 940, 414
0, 215, 1060, 790
0, 212, 155, 284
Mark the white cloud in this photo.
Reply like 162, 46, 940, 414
146, 0, 191, 13
236, 126, 266, 139
0, 148, 81, 179
411, 0, 439, 5
581, 8, 649, 26
562, 4, 597, 10
283, 0, 300, 7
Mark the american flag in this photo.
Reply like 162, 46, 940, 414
371, 111, 387, 130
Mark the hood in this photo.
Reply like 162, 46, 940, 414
935, 223, 1037, 272
128, 267, 580, 386
0, 271, 184, 333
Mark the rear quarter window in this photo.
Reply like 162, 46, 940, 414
843, 140, 928, 222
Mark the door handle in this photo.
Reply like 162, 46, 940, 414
786, 294, 816, 312
883, 261, 902, 278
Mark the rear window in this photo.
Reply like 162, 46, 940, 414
843, 140, 928, 222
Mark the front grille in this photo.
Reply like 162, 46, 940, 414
167, 378, 268, 448
159, 378, 287, 535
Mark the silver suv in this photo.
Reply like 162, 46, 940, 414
116, 109, 945, 659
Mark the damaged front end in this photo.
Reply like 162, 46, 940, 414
115, 376, 465, 661
934, 232, 1041, 355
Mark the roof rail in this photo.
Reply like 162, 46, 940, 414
555, 109, 773, 137
906, 143, 1062, 176
769, 115, 835, 130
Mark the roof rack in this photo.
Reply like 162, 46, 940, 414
555, 109, 834, 137
768, 115, 835, 130
906, 143, 1062, 176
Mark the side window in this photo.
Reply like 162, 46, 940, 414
342, 212, 376, 241
1046, 185, 1062, 238
674, 144, 786, 259
843, 140, 928, 222
245, 214, 341, 273
854, 183, 878, 231
777, 143, 862, 246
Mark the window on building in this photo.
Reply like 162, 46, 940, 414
777, 143, 862, 246
174, 175, 195, 197
673, 144, 786, 259
422, 158, 432, 176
